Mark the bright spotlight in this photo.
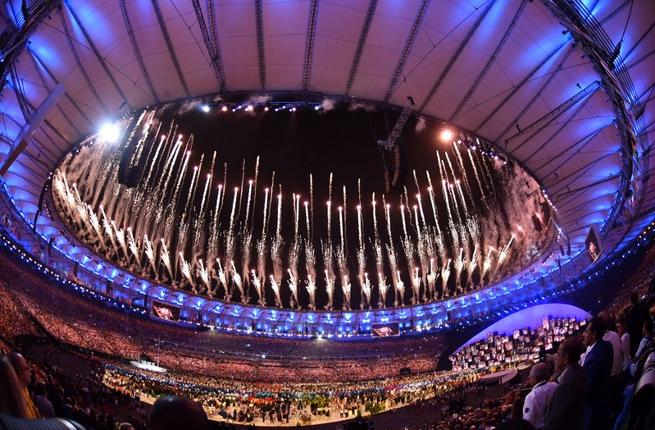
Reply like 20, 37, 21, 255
439, 128, 454, 143
221, 106, 228, 112
201, 105, 210, 113
245, 105, 254, 112
99, 122, 120, 143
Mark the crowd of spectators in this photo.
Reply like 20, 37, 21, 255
0, 281, 42, 344
0, 250, 443, 383
0, 347, 148, 430
101, 364, 479, 426
0, 347, 222, 430
449, 316, 587, 372
401, 244, 655, 430
2, 214, 655, 429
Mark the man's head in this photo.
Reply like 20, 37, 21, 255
528, 362, 550, 386
7, 351, 31, 388
556, 337, 583, 370
149, 395, 208, 430
583, 317, 606, 347
616, 317, 626, 336
118, 423, 135, 430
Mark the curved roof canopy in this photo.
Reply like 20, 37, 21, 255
1, 0, 654, 292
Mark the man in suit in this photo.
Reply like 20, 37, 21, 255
626, 293, 649, 354
582, 316, 614, 430
543, 336, 587, 430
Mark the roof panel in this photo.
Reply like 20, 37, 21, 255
1, 0, 651, 301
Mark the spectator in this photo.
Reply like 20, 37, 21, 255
598, 312, 623, 378
615, 317, 631, 373
630, 318, 655, 378
598, 312, 623, 417
625, 293, 648, 355
634, 318, 654, 361
33, 383, 55, 418
581, 317, 613, 430
0, 356, 31, 418
543, 337, 586, 430
7, 352, 40, 419
118, 423, 135, 430
523, 363, 556, 429
149, 396, 209, 430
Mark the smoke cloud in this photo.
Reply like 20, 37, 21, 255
415, 116, 427, 132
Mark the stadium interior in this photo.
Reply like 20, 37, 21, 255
1, 1, 655, 429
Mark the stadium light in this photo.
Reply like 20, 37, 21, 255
201, 104, 210, 113
439, 128, 454, 143
99, 122, 120, 143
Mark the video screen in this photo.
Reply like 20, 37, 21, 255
151, 301, 180, 321
585, 227, 602, 263
372, 322, 400, 337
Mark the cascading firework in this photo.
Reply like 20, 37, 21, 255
51, 106, 555, 311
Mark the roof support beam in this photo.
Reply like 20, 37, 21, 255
1, 81, 65, 169
192, 0, 225, 94
255, 0, 266, 90
345, 0, 377, 95
8, 154, 50, 177
561, 207, 611, 225
150, 0, 191, 97
636, 83, 655, 105
4, 171, 46, 191
449, 0, 527, 122
617, 22, 655, 68
533, 124, 609, 176
418, 0, 495, 112
474, 41, 568, 133
27, 49, 81, 137
58, 9, 109, 115
555, 175, 618, 207
206, 0, 227, 94
21, 96, 70, 156
32, 123, 65, 159
638, 118, 655, 137
494, 45, 576, 142
521, 91, 596, 163
63, 0, 132, 110
0, 111, 23, 128
541, 0, 637, 238
504, 80, 600, 152
119, 0, 160, 104
383, 0, 430, 102
29, 48, 94, 128
302, 0, 320, 91
559, 192, 615, 217
626, 48, 655, 72
597, 0, 631, 26
548, 151, 616, 195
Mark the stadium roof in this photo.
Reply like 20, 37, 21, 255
1, 0, 654, 292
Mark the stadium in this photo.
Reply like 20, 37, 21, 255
1, 0, 654, 429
